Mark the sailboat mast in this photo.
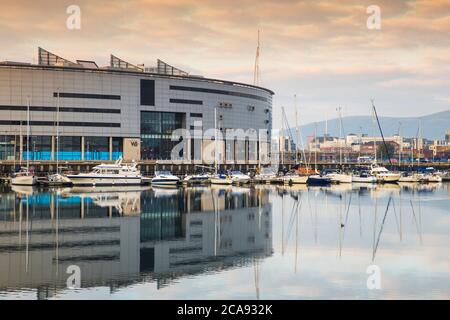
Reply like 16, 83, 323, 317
281, 106, 285, 167
56, 90, 60, 173
371, 100, 392, 165
295, 95, 299, 164
398, 122, 402, 166
214, 107, 218, 174
337, 107, 343, 166
314, 123, 318, 172
26, 97, 30, 170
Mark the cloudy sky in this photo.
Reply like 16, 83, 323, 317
1, 0, 449, 127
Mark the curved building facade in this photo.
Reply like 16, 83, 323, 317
0, 48, 273, 165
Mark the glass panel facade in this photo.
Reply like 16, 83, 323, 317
58, 136, 82, 160
85, 137, 109, 160
23, 136, 52, 160
141, 111, 184, 160
0, 136, 19, 160
112, 137, 123, 160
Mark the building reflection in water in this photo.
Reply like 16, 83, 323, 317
0, 185, 272, 299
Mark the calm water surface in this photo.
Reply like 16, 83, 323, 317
0, 182, 449, 300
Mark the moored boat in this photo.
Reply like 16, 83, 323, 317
151, 171, 180, 186
370, 164, 400, 183
282, 174, 308, 185
229, 171, 251, 184
68, 158, 142, 186
183, 173, 211, 185
307, 175, 331, 186
352, 171, 377, 183
210, 173, 233, 185
11, 168, 38, 186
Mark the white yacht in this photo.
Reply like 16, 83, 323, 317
183, 173, 211, 184
254, 167, 279, 183
151, 171, 180, 186
352, 171, 377, 183
67, 158, 142, 186
210, 173, 233, 185
324, 169, 352, 184
282, 173, 308, 185
370, 164, 401, 183
47, 173, 72, 186
11, 168, 38, 186
398, 172, 422, 183
421, 174, 443, 183
230, 171, 251, 184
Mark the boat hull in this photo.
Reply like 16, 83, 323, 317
282, 175, 308, 184
352, 176, 377, 183
375, 173, 401, 183
67, 175, 142, 186
307, 175, 331, 186
210, 178, 233, 185
327, 173, 353, 184
11, 175, 38, 186
151, 178, 180, 186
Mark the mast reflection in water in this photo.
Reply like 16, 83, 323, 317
0, 185, 272, 299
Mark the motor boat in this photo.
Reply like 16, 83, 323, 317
229, 171, 251, 184
46, 173, 73, 186
323, 169, 352, 184
210, 173, 233, 185
11, 168, 38, 186
254, 167, 278, 183
421, 174, 443, 183
417, 167, 443, 183
307, 175, 331, 186
398, 172, 421, 183
370, 164, 401, 183
151, 171, 180, 186
67, 158, 142, 186
282, 173, 308, 185
352, 171, 377, 183
183, 173, 211, 185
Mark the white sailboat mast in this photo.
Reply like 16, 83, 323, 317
26, 97, 30, 171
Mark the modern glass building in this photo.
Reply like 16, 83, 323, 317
0, 48, 273, 163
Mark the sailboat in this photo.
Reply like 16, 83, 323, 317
281, 97, 309, 184
325, 107, 352, 184
47, 91, 72, 186
11, 98, 38, 186
369, 100, 400, 183
211, 107, 233, 185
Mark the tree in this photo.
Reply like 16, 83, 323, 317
377, 142, 396, 161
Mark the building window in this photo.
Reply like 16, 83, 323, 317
0, 105, 120, 114
169, 85, 268, 102
141, 111, 184, 160
170, 99, 203, 105
112, 138, 123, 160
0, 120, 120, 128
0, 136, 19, 160
58, 136, 82, 160
190, 113, 203, 118
140, 79, 155, 106
53, 92, 121, 100
85, 137, 109, 160
23, 136, 52, 160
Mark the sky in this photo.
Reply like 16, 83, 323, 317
1, 0, 450, 128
